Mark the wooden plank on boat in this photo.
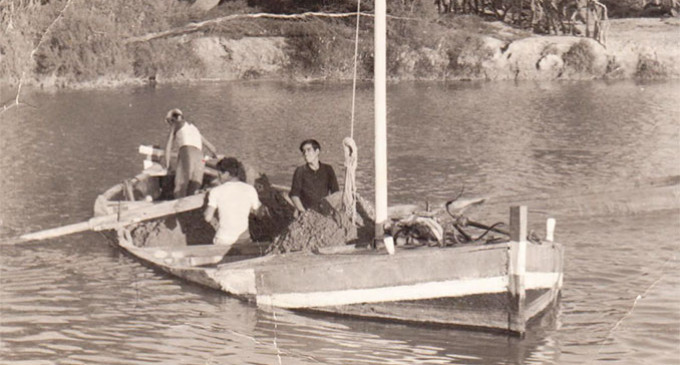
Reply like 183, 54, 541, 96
525, 287, 559, 321
255, 245, 509, 296
250, 245, 512, 309
115, 238, 259, 296
137, 244, 232, 267
526, 242, 563, 273
305, 297, 512, 332
508, 206, 528, 335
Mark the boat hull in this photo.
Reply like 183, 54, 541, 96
95, 167, 564, 335
107, 221, 562, 335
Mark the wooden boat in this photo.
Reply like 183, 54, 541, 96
90, 150, 564, 336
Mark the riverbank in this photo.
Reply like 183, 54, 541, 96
2, 11, 679, 91
184, 16, 680, 82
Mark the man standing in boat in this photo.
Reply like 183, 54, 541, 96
204, 157, 262, 246
163, 108, 219, 198
290, 139, 339, 215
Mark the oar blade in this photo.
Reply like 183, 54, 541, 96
3, 193, 208, 245
2, 221, 92, 245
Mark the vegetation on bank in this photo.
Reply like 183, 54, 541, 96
0, 0, 676, 89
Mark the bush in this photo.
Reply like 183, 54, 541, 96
563, 40, 596, 74
1, 0, 191, 86
636, 54, 668, 79
284, 18, 372, 79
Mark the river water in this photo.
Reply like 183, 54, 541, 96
1, 80, 678, 364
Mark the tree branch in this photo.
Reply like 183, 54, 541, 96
123, 11, 413, 44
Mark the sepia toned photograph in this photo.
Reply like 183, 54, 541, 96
1, 0, 678, 364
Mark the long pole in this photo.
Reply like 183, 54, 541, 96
374, 0, 387, 245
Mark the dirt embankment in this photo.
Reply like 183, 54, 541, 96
189, 17, 680, 82
4, 16, 678, 90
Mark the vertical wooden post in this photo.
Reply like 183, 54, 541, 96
508, 205, 527, 336
123, 180, 136, 201
374, 0, 387, 249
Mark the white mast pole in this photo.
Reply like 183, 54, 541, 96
374, 0, 387, 245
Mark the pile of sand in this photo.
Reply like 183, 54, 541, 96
266, 192, 375, 254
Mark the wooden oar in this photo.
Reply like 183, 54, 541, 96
3, 193, 207, 246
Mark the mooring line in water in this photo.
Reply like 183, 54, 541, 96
265, 310, 325, 364
273, 309, 283, 365
596, 254, 676, 354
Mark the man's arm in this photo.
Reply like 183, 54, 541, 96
290, 167, 306, 214
251, 193, 267, 217
201, 135, 219, 158
204, 191, 217, 222
291, 196, 306, 215
328, 165, 339, 193
204, 205, 216, 223
164, 126, 175, 169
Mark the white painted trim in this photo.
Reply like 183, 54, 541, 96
256, 271, 562, 309
257, 277, 509, 308
517, 240, 527, 275
525, 272, 561, 290
211, 268, 257, 296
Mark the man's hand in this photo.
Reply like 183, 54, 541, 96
293, 208, 306, 218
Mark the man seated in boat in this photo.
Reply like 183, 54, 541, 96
290, 139, 339, 216
163, 108, 219, 198
204, 157, 262, 246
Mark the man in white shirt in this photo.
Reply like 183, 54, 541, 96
164, 108, 218, 198
204, 157, 262, 246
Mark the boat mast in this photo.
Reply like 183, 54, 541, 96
374, 0, 387, 244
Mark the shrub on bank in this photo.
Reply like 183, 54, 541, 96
563, 40, 596, 75
129, 40, 205, 81
1, 0, 193, 86
636, 54, 669, 79
284, 19, 373, 79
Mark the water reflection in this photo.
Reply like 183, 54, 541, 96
254, 309, 560, 365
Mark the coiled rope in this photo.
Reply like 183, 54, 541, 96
342, 137, 358, 224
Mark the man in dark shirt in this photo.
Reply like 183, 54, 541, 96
290, 139, 339, 215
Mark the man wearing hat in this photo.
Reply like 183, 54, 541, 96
204, 157, 262, 246
164, 108, 218, 198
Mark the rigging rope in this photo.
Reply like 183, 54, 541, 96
342, 0, 361, 225
349, 0, 361, 138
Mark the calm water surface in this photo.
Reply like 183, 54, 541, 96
1, 80, 679, 364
